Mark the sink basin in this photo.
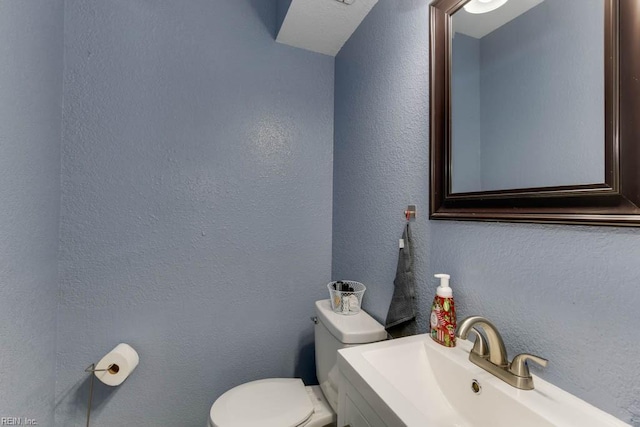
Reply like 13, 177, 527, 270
337, 334, 629, 427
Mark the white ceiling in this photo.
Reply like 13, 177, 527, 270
276, 0, 378, 57
453, 0, 545, 39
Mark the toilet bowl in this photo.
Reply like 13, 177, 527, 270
208, 299, 386, 427
209, 379, 333, 427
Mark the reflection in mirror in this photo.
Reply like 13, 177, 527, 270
450, 0, 604, 193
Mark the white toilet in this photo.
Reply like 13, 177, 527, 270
208, 299, 387, 427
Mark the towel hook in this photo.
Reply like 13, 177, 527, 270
405, 205, 416, 221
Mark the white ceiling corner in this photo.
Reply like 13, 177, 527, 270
276, 0, 378, 57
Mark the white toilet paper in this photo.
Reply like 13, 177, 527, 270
94, 343, 139, 386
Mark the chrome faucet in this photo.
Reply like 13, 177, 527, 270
456, 316, 548, 390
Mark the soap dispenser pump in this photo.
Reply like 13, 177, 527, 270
430, 273, 456, 347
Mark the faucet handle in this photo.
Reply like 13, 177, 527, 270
509, 353, 548, 378
468, 327, 489, 358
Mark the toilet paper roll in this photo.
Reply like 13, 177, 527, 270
94, 343, 139, 386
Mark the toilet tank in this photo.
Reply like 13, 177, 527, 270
314, 299, 386, 412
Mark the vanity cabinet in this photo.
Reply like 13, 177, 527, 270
338, 376, 387, 427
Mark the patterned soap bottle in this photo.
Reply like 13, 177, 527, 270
430, 273, 456, 347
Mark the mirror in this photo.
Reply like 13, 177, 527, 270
451, 0, 604, 193
429, 0, 640, 226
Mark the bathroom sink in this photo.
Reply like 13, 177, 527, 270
337, 334, 629, 427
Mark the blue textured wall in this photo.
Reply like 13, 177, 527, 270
333, 0, 640, 424
56, 1, 334, 425
0, 1, 64, 425
334, 0, 430, 332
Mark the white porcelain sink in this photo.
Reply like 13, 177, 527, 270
337, 334, 629, 427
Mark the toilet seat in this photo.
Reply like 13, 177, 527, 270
210, 378, 315, 427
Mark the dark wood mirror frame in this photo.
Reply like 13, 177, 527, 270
429, 0, 640, 226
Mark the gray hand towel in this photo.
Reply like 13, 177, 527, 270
385, 223, 417, 338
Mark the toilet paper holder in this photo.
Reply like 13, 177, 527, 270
85, 362, 117, 374
83, 362, 115, 427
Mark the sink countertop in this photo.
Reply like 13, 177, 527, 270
337, 333, 630, 427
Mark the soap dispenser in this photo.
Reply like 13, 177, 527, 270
430, 273, 456, 347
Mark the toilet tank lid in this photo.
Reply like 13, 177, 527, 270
315, 300, 387, 344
